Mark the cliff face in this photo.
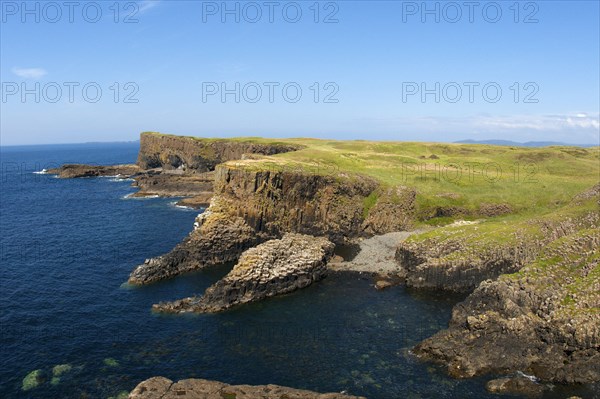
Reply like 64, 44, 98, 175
213, 164, 382, 244
413, 229, 600, 384
395, 193, 600, 292
411, 184, 600, 384
136, 133, 302, 171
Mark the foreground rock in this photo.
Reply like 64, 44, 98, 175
47, 164, 140, 178
129, 377, 365, 399
128, 199, 261, 285
413, 228, 600, 383
154, 234, 334, 313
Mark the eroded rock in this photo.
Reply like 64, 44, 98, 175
47, 164, 140, 178
362, 186, 415, 234
128, 377, 366, 399
153, 233, 334, 313
413, 229, 600, 384
128, 200, 261, 285
486, 376, 543, 398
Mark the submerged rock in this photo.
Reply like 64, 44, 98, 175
486, 377, 543, 398
128, 376, 366, 398
22, 369, 43, 391
153, 233, 334, 313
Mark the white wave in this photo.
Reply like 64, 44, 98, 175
516, 371, 539, 382
33, 169, 48, 174
168, 201, 195, 210
122, 193, 159, 199
110, 177, 134, 182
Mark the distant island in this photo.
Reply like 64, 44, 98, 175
48, 132, 600, 398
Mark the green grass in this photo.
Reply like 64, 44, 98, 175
150, 133, 599, 223
363, 191, 379, 218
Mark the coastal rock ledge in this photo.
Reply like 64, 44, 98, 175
153, 233, 334, 313
129, 377, 366, 398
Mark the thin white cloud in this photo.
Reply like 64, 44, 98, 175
475, 113, 600, 131
11, 67, 47, 79
138, 0, 160, 13
358, 113, 600, 144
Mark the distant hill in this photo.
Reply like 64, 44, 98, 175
455, 139, 597, 148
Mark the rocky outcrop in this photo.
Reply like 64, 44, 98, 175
131, 170, 214, 197
128, 199, 262, 285
153, 233, 334, 313
395, 199, 599, 292
129, 376, 366, 399
47, 164, 140, 178
362, 186, 416, 234
174, 193, 213, 209
413, 228, 600, 384
213, 164, 380, 244
137, 132, 302, 171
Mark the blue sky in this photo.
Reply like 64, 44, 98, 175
1, 0, 599, 145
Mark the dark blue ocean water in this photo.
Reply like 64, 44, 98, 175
0, 143, 597, 399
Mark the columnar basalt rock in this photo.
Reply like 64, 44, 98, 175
131, 170, 215, 197
128, 376, 366, 399
128, 200, 262, 285
362, 186, 416, 234
413, 228, 600, 384
153, 233, 335, 313
213, 164, 381, 244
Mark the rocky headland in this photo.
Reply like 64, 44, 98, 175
50, 133, 600, 395
128, 377, 365, 399
47, 132, 304, 209
409, 184, 600, 391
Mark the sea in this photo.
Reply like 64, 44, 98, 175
0, 142, 597, 399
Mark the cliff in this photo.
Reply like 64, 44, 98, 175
395, 186, 600, 292
136, 132, 302, 171
127, 163, 403, 284
411, 184, 600, 385
414, 228, 600, 384
213, 163, 384, 243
